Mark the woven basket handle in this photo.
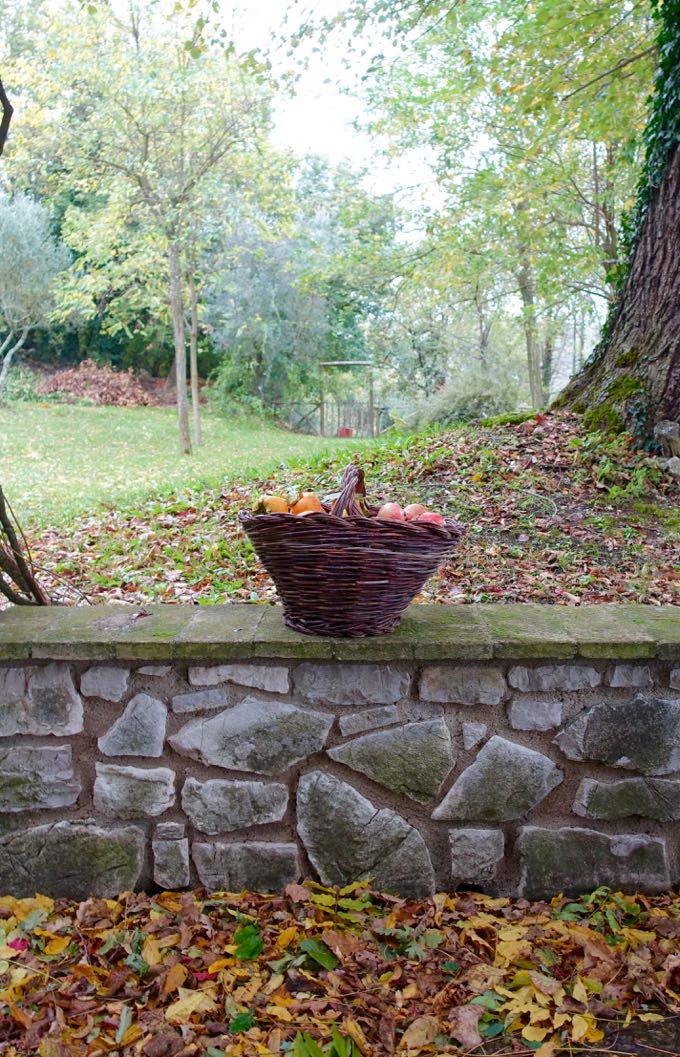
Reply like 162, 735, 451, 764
330, 464, 367, 517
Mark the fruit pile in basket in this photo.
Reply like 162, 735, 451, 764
239, 464, 461, 637
254, 491, 446, 525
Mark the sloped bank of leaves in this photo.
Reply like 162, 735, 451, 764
29, 412, 679, 606
0, 883, 679, 1056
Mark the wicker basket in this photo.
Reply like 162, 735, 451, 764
239, 463, 463, 637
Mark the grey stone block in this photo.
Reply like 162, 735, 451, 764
338, 706, 399, 737
192, 841, 299, 892
518, 826, 670, 899
420, 665, 506, 705
156, 821, 185, 839
0, 820, 145, 899
292, 663, 410, 706
433, 736, 563, 821
555, 694, 680, 775
574, 776, 680, 821
138, 666, 172, 676
188, 663, 289, 694
94, 764, 175, 819
171, 688, 230, 713
98, 693, 167, 757
508, 696, 562, 731
462, 722, 487, 751
449, 828, 505, 881
608, 665, 654, 688
0, 664, 83, 736
153, 837, 190, 889
0, 745, 80, 812
169, 696, 332, 774
508, 665, 601, 693
182, 777, 288, 834
81, 665, 130, 702
297, 771, 435, 898
329, 719, 453, 802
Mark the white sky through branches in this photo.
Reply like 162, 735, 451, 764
234, 0, 439, 205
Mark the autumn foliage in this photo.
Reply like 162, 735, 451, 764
0, 883, 678, 1056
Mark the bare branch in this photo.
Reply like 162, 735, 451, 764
0, 76, 13, 157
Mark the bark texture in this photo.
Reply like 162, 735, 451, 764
168, 240, 192, 456
557, 145, 680, 442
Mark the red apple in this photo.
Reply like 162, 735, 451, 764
417, 511, 446, 526
404, 503, 426, 521
377, 502, 405, 521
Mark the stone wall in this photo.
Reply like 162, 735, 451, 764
0, 603, 678, 901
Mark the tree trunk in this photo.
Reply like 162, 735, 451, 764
167, 240, 192, 456
0, 328, 29, 402
516, 253, 543, 409
188, 263, 201, 448
541, 331, 554, 406
474, 283, 491, 369
557, 144, 680, 441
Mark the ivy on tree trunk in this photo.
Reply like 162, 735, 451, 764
557, 0, 680, 443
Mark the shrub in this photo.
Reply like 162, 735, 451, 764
1, 364, 42, 403
412, 359, 527, 427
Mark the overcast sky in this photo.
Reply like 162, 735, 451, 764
234, 0, 439, 204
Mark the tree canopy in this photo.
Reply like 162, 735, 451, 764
0, 0, 673, 439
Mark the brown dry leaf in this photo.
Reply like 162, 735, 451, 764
397, 1015, 439, 1052
161, 961, 188, 996
448, 1005, 483, 1047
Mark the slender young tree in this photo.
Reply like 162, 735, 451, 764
6, 1, 268, 453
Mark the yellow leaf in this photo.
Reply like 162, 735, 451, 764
621, 928, 656, 948
0, 895, 53, 922
165, 986, 217, 1024
207, 957, 233, 973
44, 935, 70, 955
572, 976, 588, 1005
398, 1015, 438, 1052
571, 1013, 604, 1043
142, 936, 161, 967
343, 1018, 371, 1055
637, 1013, 665, 1022
535, 1040, 558, 1057
276, 926, 297, 949
265, 1004, 294, 1021
263, 973, 284, 995
522, 1024, 550, 1042
162, 962, 188, 996
157, 933, 181, 949
402, 982, 420, 999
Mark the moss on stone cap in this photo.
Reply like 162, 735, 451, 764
0, 602, 677, 662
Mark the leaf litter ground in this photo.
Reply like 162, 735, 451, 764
0, 883, 679, 1056
27, 413, 678, 607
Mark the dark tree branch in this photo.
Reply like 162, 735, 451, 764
561, 44, 657, 100
0, 486, 51, 605
0, 76, 14, 158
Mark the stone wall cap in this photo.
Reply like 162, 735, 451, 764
0, 602, 677, 662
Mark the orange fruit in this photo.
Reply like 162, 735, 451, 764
291, 492, 324, 515
259, 494, 289, 513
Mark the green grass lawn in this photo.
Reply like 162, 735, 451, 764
0, 404, 357, 524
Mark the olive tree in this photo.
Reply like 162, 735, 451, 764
0, 193, 70, 401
